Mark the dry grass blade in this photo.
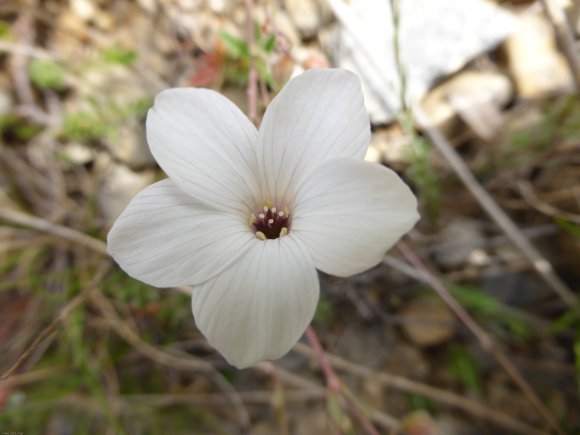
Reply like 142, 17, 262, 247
397, 241, 563, 435
0, 207, 108, 255
1, 262, 110, 381
90, 288, 251, 431
255, 361, 401, 432
292, 342, 545, 435
413, 106, 578, 308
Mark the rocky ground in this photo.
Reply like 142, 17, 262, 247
0, 0, 579, 433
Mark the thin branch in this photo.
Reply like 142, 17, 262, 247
0, 207, 108, 255
91, 288, 251, 431
292, 342, 545, 435
256, 361, 401, 432
244, 0, 258, 124
306, 326, 380, 435
323, 0, 577, 307
1, 263, 110, 381
0, 207, 193, 296
396, 241, 563, 435
413, 106, 578, 307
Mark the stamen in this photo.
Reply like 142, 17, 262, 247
250, 202, 291, 240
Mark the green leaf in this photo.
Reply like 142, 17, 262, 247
102, 45, 138, 65
555, 217, 580, 238
29, 59, 67, 91
264, 34, 276, 53
447, 346, 481, 394
218, 30, 249, 59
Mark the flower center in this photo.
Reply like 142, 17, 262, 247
250, 203, 290, 240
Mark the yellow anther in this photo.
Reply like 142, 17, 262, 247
263, 200, 273, 208
249, 214, 256, 226
279, 227, 288, 237
256, 231, 267, 241
284, 206, 290, 216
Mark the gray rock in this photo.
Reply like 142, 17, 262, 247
400, 296, 456, 347
434, 218, 486, 268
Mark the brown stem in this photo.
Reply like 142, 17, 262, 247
305, 326, 380, 435
396, 241, 564, 435
244, 0, 258, 124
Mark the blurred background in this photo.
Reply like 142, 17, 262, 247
0, 0, 579, 433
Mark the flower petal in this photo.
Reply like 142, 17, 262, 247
291, 159, 419, 277
107, 179, 254, 287
257, 69, 371, 204
191, 235, 319, 368
147, 88, 260, 215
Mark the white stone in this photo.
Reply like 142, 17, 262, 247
421, 70, 513, 138
505, 11, 573, 98
332, 0, 516, 124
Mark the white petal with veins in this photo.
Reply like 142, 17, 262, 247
257, 69, 371, 205
147, 88, 261, 215
191, 235, 319, 368
292, 158, 419, 277
107, 179, 254, 287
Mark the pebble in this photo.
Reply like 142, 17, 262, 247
433, 217, 486, 268
504, 11, 573, 98
400, 296, 455, 347
422, 71, 513, 139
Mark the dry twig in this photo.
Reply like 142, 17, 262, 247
0, 263, 110, 381
397, 241, 563, 435
293, 342, 545, 435
414, 106, 578, 308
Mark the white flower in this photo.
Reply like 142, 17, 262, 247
107, 69, 419, 368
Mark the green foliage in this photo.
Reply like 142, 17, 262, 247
314, 294, 333, 326
102, 45, 138, 66
62, 109, 109, 141
504, 95, 580, 167
0, 113, 43, 141
451, 284, 532, 342
555, 217, 580, 238
397, 110, 441, 226
0, 20, 13, 39
406, 393, 436, 412
550, 306, 580, 395
447, 345, 481, 394
61, 97, 151, 142
29, 59, 67, 91
218, 30, 249, 59
218, 26, 277, 89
